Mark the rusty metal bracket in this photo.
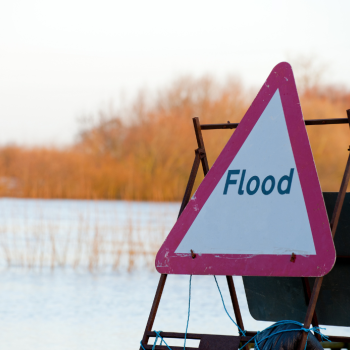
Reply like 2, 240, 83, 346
200, 118, 350, 130
193, 117, 209, 176
195, 147, 206, 159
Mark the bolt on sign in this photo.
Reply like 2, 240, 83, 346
155, 62, 336, 277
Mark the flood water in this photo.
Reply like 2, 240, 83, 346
0, 199, 349, 349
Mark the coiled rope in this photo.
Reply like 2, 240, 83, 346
239, 320, 330, 350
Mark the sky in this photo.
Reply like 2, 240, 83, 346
0, 0, 349, 145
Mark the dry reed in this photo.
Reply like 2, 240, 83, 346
0, 200, 176, 272
1, 72, 348, 202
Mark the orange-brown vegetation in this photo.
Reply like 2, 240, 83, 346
0, 77, 349, 201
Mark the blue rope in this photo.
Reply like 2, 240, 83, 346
152, 330, 163, 350
239, 320, 331, 350
184, 275, 192, 349
213, 276, 246, 336
153, 331, 172, 350
140, 278, 331, 350
140, 275, 193, 350
140, 331, 172, 350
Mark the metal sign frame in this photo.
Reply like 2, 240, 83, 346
140, 110, 350, 350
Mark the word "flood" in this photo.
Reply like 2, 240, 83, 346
223, 168, 295, 196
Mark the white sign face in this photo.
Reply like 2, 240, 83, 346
155, 62, 336, 277
176, 90, 316, 255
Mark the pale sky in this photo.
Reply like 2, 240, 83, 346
0, 0, 349, 145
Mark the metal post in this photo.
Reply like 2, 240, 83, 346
226, 276, 249, 350
226, 276, 245, 334
301, 277, 321, 341
298, 112, 350, 350
140, 274, 168, 350
178, 150, 202, 218
140, 119, 208, 349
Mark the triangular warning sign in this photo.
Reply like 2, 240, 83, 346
155, 62, 336, 277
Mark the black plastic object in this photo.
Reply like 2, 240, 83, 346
243, 192, 350, 327
255, 323, 323, 350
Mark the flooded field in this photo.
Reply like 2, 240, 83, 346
0, 199, 349, 350
0, 198, 178, 271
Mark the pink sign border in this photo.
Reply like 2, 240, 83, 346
155, 62, 336, 277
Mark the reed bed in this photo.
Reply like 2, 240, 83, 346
0, 199, 178, 272
1, 73, 349, 202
